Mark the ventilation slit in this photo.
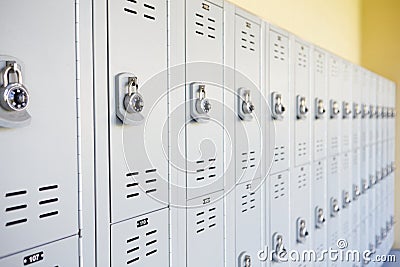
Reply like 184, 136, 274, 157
5, 190, 27, 197
39, 185, 58, 191
5, 204, 27, 212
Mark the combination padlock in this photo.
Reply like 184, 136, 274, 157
330, 100, 340, 118
342, 101, 352, 118
196, 85, 211, 115
238, 88, 255, 121
315, 207, 326, 229
272, 233, 287, 262
361, 103, 370, 118
296, 218, 309, 243
315, 98, 325, 119
353, 184, 361, 200
271, 92, 285, 120
296, 95, 308, 120
330, 198, 340, 217
342, 190, 351, 208
124, 77, 144, 114
0, 62, 29, 112
353, 103, 361, 118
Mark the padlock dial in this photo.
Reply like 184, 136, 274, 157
315, 98, 325, 119
296, 95, 308, 120
330, 100, 340, 118
2, 85, 29, 111
271, 92, 285, 120
124, 93, 144, 114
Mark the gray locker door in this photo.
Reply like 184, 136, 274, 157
234, 15, 262, 184
108, 0, 169, 224
312, 49, 327, 161
269, 29, 290, 174
185, 0, 224, 200
0, 236, 78, 266
187, 191, 224, 267
0, 0, 78, 258
327, 56, 341, 157
110, 208, 169, 266
269, 170, 290, 267
235, 180, 262, 267
293, 40, 311, 167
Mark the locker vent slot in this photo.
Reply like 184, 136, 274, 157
194, 7, 217, 40
125, 227, 160, 264
123, 0, 157, 21
342, 154, 350, 170
342, 135, 349, 148
195, 206, 218, 234
125, 169, 158, 199
272, 174, 286, 199
330, 136, 338, 151
273, 36, 286, 61
194, 158, 218, 184
240, 27, 256, 52
5, 204, 27, 212
330, 157, 338, 175
330, 59, 338, 77
39, 211, 59, 219
316, 54, 324, 73
39, 184, 58, 191
39, 197, 59, 205
241, 191, 256, 213
5, 218, 28, 227
297, 142, 307, 157
297, 170, 307, 189
316, 139, 324, 153
5, 190, 27, 197
297, 47, 308, 68
241, 150, 256, 169
273, 146, 286, 162
315, 162, 324, 181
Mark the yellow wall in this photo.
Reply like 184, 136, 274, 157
228, 0, 362, 63
361, 0, 400, 248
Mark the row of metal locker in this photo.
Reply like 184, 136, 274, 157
0, 0, 396, 266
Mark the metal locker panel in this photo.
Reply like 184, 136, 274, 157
269, 170, 290, 267
110, 208, 169, 266
327, 55, 341, 157
108, 0, 169, 223
269, 28, 290, 174
340, 62, 352, 153
292, 39, 311, 167
351, 149, 361, 227
368, 74, 377, 146
0, 0, 78, 258
235, 179, 262, 267
234, 14, 262, 184
339, 152, 351, 237
351, 66, 361, 150
312, 49, 328, 161
187, 191, 224, 267
290, 164, 311, 263
0, 236, 78, 266
311, 160, 327, 267
185, 0, 224, 200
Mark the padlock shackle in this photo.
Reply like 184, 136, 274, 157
2, 62, 23, 86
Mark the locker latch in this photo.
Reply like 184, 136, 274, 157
342, 101, 352, 119
361, 103, 370, 118
272, 233, 287, 262
315, 98, 325, 119
115, 73, 145, 125
0, 61, 31, 127
238, 88, 255, 121
296, 218, 309, 243
315, 207, 325, 229
330, 100, 340, 119
190, 83, 211, 123
342, 190, 351, 208
330, 198, 340, 217
353, 184, 361, 200
376, 234, 382, 247
361, 179, 369, 193
271, 92, 285, 120
296, 95, 308, 120
381, 107, 387, 118
369, 105, 375, 119
381, 227, 387, 240
376, 106, 381, 119
369, 174, 376, 187
353, 103, 361, 118
382, 166, 388, 178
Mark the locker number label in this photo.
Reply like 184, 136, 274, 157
23, 251, 44, 265
137, 218, 149, 228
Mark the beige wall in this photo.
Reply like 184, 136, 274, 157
228, 0, 361, 63
361, 0, 400, 248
